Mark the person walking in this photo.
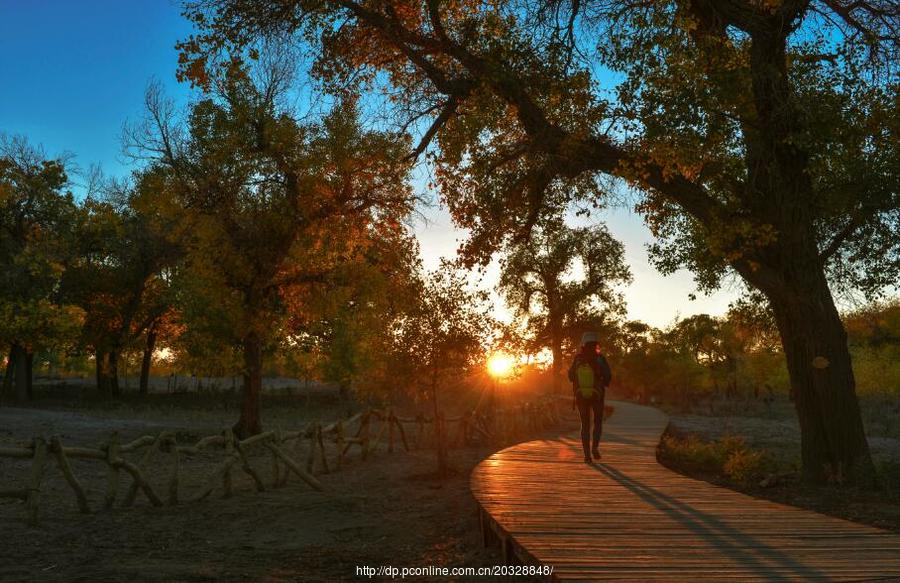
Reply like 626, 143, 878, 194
568, 332, 611, 464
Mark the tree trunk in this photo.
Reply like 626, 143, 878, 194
3, 345, 15, 403
234, 331, 263, 439
736, 220, 875, 487
548, 318, 565, 395
735, 30, 874, 487
12, 344, 28, 403
25, 350, 34, 400
109, 350, 121, 396
766, 272, 875, 487
139, 323, 158, 396
430, 379, 448, 477
543, 282, 565, 395
551, 340, 564, 396
95, 351, 108, 396
95, 350, 120, 397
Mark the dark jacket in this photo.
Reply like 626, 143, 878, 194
567, 353, 612, 398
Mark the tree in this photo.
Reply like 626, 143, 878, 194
499, 218, 630, 393
135, 65, 414, 436
303, 227, 422, 400
390, 264, 494, 476
178, 0, 899, 484
63, 175, 177, 397
0, 135, 83, 403
127, 168, 183, 396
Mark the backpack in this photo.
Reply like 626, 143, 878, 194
575, 358, 598, 399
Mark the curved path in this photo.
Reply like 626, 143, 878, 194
471, 400, 900, 581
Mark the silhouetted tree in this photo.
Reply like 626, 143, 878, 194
499, 218, 630, 393
390, 264, 495, 476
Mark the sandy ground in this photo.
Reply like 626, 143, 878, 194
0, 402, 575, 582
668, 404, 900, 467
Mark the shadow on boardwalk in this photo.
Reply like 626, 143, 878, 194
592, 463, 825, 580
471, 400, 900, 581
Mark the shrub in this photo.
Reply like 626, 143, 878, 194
660, 431, 774, 487
659, 433, 727, 474
724, 448, 771, 487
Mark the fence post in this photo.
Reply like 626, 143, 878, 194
361, 413, 371, 460
3, 401, 468, 523
167, 434, 180, 505
236, 442, 266, 491
387, 409, 395, 453
335, 421, 345, 468
51, 436, 89, 514
394, 415, 409, 452
370, 413, 387, 454
25, 437, 47, 526
271, 429, 282, 487
223, 428, 235, 498
104, 433, 120, 510
415, 415, 425, 450
306, 424, 317, 474
124, 434, 161, 507
316, 425, 330, 473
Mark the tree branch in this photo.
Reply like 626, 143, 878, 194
407, 95, 464, 161
819, 214, 866, 264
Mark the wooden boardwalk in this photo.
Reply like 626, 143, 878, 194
471, 401, 900, 582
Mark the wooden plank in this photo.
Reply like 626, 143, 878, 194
470, 400, 900, 582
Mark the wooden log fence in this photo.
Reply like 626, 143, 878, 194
0, 397, 564, 525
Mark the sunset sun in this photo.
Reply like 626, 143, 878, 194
486, 352, 515, 379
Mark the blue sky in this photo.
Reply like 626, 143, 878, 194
0, 1, 194, 169
0, 0, 739, 328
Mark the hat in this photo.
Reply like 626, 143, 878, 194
580, 332, 598, 347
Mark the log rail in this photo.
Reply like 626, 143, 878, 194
1, 399, 563, 525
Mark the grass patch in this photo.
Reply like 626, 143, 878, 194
658, 430, 778, 488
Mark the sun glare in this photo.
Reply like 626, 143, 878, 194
487, 352, 515, 379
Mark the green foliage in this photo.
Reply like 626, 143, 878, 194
300, 229, 422, 398
723, 447, 771, 487
65, 185, 177, 353
121, 60, 418, 431
609, 299, 900, 407
176, 0, 898, 479
177, 1, 899, 296
606, 303, 790, 406
0, 300, 84, 354
0, 135, 84, 356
